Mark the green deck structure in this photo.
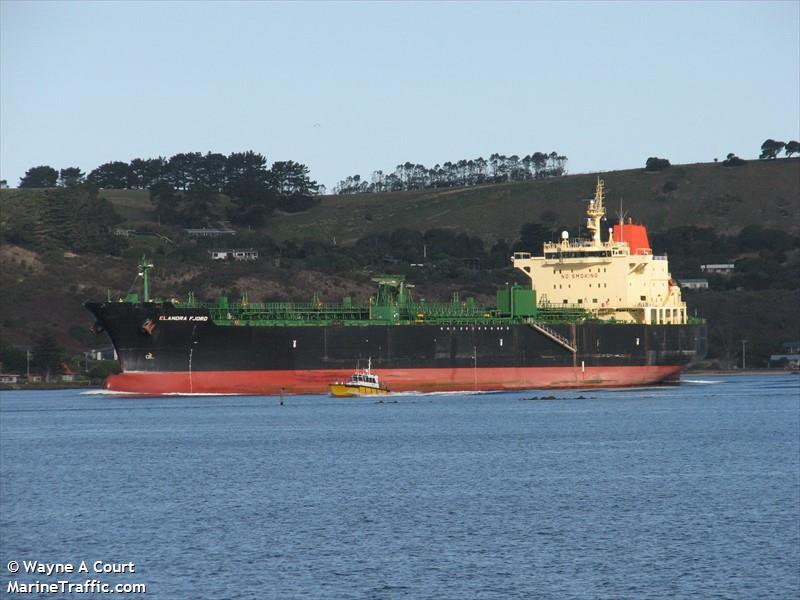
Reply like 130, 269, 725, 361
122, 258, 591, 327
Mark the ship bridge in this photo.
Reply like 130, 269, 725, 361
512, 178, 687, 325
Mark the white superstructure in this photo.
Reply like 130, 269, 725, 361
511, 178, 687, 325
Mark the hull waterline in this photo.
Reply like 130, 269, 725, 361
105, 365, 684, 395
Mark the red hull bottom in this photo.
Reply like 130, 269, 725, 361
105, 365, 684, 395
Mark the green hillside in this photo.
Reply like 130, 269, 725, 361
264, 158, 800, 243
12, 157, 795, 242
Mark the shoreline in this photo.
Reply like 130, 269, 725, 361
0, 383, 101, 392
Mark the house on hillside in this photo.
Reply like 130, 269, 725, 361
700, 264, 735, 275
209, 249, 258, 261
677, 278, 709, 290
186, 228, 236, 238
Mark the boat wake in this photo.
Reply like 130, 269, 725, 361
80, 390, 241, 397
388, 390, 500, 397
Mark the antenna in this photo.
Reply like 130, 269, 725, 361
615, 196, 629, 224
615, 196, 629, 243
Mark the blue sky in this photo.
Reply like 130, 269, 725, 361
1, 1, 798, 190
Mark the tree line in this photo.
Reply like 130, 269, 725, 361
333, 152, 568, 195
760, 139, 800, 159
0, 331, 120, 382
14, 151, 323, 228
645, 138, 798, 173
17, 151, 321, 195
1, 333, 64, 381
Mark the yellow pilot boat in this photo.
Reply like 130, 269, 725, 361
329, 359, 390, 397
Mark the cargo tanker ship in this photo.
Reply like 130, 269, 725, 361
86, 179, 706, 395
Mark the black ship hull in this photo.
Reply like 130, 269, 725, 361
86, 302, 707, 395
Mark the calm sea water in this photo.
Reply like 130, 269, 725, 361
1, 374, 798, 599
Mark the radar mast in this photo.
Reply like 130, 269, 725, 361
586, 177, 606, 247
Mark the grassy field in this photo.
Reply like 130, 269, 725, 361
97, 188, 155, 224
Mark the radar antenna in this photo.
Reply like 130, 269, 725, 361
585, 177, 606, 247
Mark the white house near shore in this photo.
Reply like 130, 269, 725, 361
770, 341, 800, 368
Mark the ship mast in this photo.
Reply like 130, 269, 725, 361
138, 255, 153, 302
586, 177, 606, 247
